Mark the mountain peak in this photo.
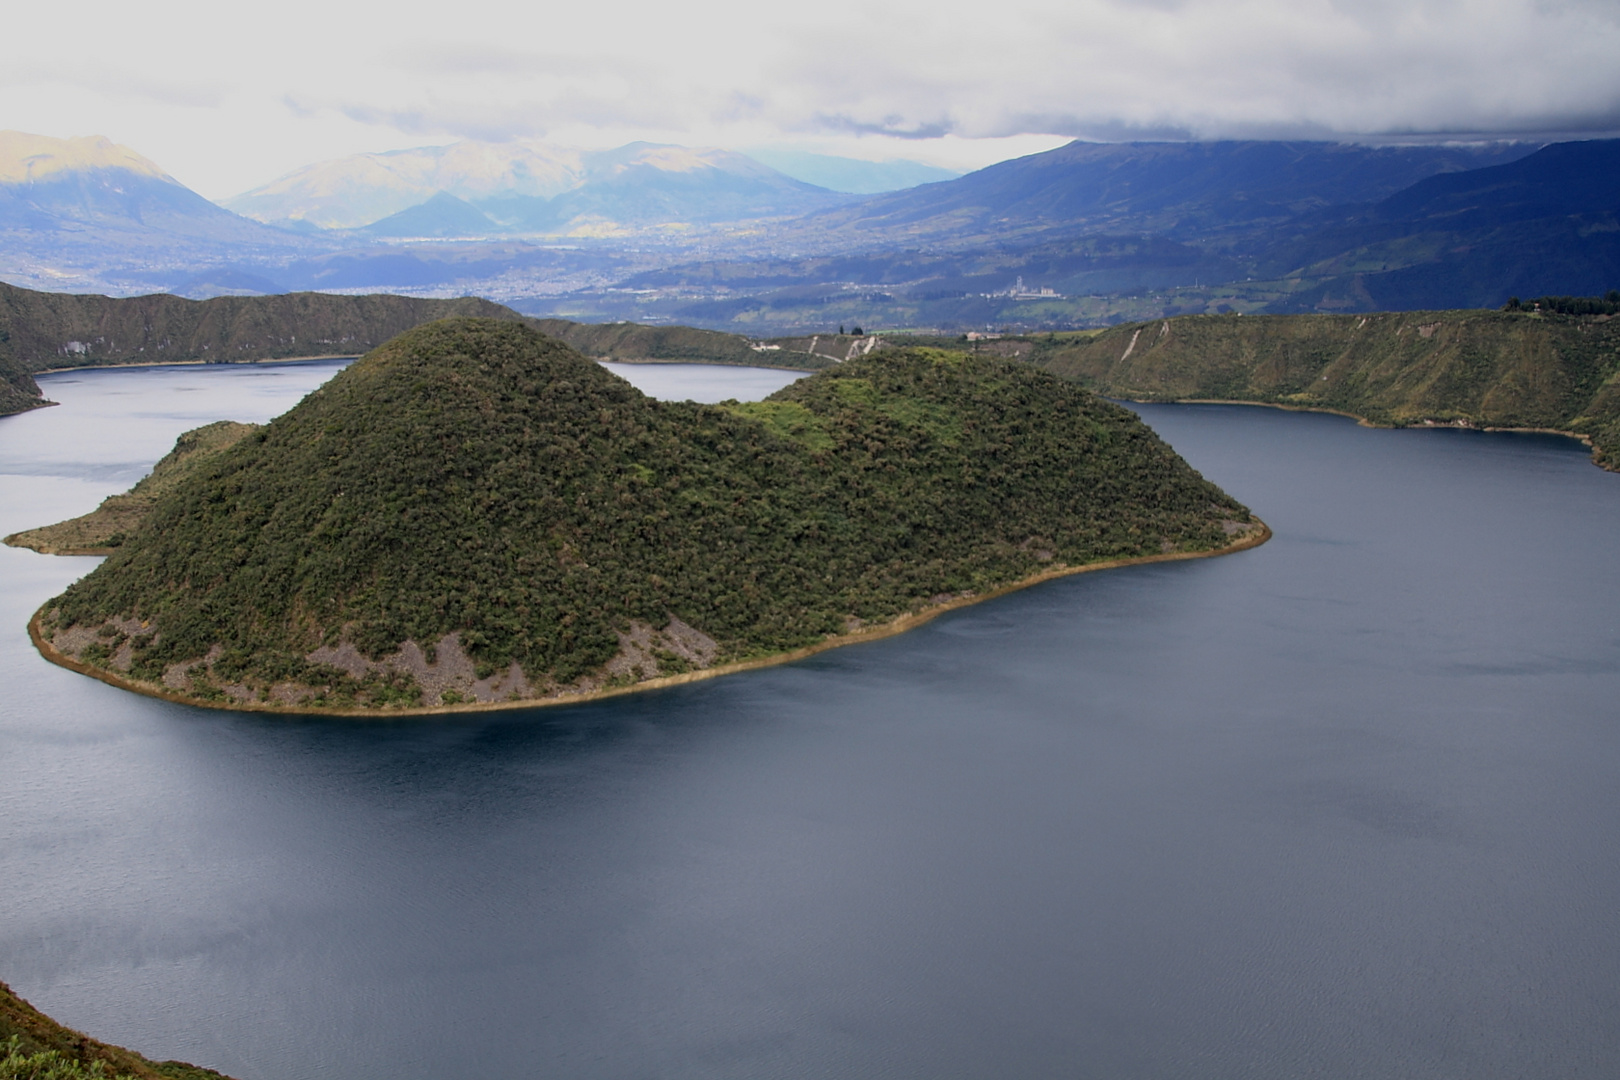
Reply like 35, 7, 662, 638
0, 131, 175, 186
586, 143, 765, 177
362, 190, 498, 238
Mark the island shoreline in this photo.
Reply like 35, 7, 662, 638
594, 357, 817, 372
33, 354, 362, 377
30, 522, 1270, 719
1118, 396, 1606, 466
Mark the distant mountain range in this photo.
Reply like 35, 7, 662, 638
227, 141, 858, 233
223, 139, 590, 229
548, 138, 1617, 329
778, 139, 1541, 249
1261, 140, 1620, 311
0, 131, 314, 293
0, 131, 266, 243
0, 129, 1614, 324
739, 150, 961, 194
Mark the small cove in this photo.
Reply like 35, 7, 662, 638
2, 360, 1618, 1080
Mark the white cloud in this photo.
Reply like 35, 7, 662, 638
0, 0, 1615, 199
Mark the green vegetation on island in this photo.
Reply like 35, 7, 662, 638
34, 318, 1261, 713
1016, 308, 1620, 468
6, 421, 260, 554
1, 981, 233, 1080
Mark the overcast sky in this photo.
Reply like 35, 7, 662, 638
5, 0, 1619, 200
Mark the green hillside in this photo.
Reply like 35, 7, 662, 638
35, 318, 1260, 713
1030, 310, 1620, 467
0, 341, 43, 415
1, 980, 233, 1080
0, 284, 836, 418
0, 283, 524, 417
0, 282, 518, 379
6, 421, 260, 554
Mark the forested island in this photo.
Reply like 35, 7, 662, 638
26, 318, 1263, 714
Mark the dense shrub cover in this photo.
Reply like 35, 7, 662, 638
46, 318, 1252, 706
1503, 291, 1620, 316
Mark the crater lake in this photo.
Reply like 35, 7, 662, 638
2, 358, 1617, 1080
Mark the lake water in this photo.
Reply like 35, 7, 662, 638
2, 360, 1618, 1080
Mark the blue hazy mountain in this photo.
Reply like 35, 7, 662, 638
473, 144, 851, 235
1266, 139, 1620, 311
4, 130, 1613, 318
783, 139, 1542, 248
738, 150, 961, 194
0, 131, 316, 295
362, 191, 501, 239
224, 139, 590, 230
0, 131, 288, 242
1370, 139, 1620, 228
229, 141, 852, 236
537, 138, 1616, 327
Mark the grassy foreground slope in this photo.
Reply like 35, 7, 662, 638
1, 980, 233, 1080
37, 318, 1260, 713
1032, 310, 1620, 467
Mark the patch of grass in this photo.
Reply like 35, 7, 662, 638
2, 1038, 138, 1080
722, 400, 834, 451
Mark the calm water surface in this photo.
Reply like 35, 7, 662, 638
2, 361, 1618, 1080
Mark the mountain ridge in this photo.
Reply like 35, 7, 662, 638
0, 282, 828, 417
228, 140, 853, 234
0, 282, 524, 416
1024, 308, 1620, 468
778, 139, 1542, 249
534, 138, 1615, 331
0, 130, 321, 296
3, 131, 1612, 320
